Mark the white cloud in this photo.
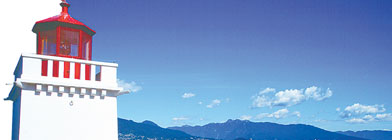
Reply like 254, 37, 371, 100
345, 114, 392, 124
240, 115, 252, 120
345, 114, 390, 124
206, 99, 221, 108
336, 107, 341, 112
363, 114, 373, 119
117, 79, 142, 93
259, 88, 276, 94
338, 103, 391, 123
252, 94, 272, 108
293, 111, 301, 118
346, 118, 366, 123
345, 103, 385, 114
198, 101, 203, 105
256, 113, 270, 119
182, 93, 195, 98
252, 86, 332, 108
252, 88, 275, 107
340, 103, 385, 118
375, 113, 392, 121
273, 89, 305, 106
256, 109, 290, 119
304, 86, 333, 101
270, 109, 289, 119
172, 117, 189, 121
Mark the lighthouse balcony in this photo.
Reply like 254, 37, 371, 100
11, 53, 122, 97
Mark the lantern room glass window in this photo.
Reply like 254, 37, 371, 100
40, 30, 57, 55
37, 26, 92, 60
60, 29, 79, 57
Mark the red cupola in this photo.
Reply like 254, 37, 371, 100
32, 0, 95, 60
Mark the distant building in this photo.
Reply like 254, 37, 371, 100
6, 1, 127, 140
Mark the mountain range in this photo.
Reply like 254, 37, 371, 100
118, 118, 392, 140
337, 130, 392, 140
169, 119, 364, 140
118, 118, 213, 140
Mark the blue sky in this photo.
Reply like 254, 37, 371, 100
68, 0, 391, 131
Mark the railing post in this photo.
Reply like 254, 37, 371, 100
47, 60, 53, 78
81, 63, 85, 80
59, 61, 64, 78
90, 65, 96, 81
70, 62, 75, 79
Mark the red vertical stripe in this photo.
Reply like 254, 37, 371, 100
53, 61, 59, 77
56, 26, 61, 56
79, 30, 83, 59
85, 64, 90, 80
89, 36, 92, 60
41, 60, 48, 76
64, 62, 70, 78
75, 63, 80, 79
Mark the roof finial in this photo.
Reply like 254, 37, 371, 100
60, 0, 70, 14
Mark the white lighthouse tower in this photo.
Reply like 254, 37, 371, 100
6, 1, 127, 140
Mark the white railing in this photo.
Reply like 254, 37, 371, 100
15, 53, 119, 90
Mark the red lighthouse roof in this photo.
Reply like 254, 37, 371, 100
32, 1, 96, 36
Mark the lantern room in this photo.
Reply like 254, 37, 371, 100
32, 1, 95, 60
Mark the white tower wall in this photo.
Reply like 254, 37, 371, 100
18, 86, 118, 140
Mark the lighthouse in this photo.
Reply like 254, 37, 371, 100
6, 1, 126, 140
